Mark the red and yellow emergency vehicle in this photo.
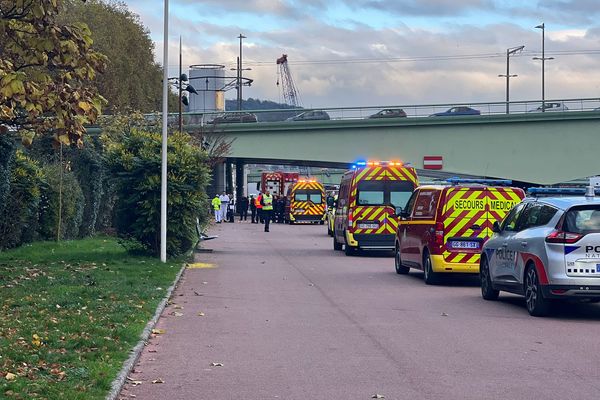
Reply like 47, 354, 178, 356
286, 179, 326, 224
394, 179, 525, 284
333, 161, 419, 255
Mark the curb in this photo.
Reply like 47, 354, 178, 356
105, 263, 187, 400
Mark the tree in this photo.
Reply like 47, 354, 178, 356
61, 0, 178, 113
0, 0, 107, 146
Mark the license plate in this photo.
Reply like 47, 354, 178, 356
294, 209, 305, 213
358, 223, 379, 229
449, 241, 479, 249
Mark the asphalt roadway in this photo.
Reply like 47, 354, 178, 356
119, 221, 600, 400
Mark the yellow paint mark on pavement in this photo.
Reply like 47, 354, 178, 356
187, 262, 216, 269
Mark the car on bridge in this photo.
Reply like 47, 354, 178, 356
286, 110, 330, 121
368, 109, 407, 119
480, 187, 600, 316
208, 112, 258, 124
430, 106, 480, 117
528, 102, 569, 113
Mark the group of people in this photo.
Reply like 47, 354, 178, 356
211, 190, 288, 232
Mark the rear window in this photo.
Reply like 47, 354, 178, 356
563, 205, 600, 234
295, 189, 322, 203
356, 180, 414, 208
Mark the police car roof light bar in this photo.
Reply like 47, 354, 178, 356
446, 177, 513, 186
527, 187, 600, 196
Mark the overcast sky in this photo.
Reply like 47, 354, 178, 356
123, 0, 600, 108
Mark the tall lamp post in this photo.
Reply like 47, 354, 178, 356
237, 34, 246, 110
160, 0, 169, 262
498, 45, 524, 114
533, 23, 554, 112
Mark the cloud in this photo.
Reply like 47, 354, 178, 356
351, 0, 495, 16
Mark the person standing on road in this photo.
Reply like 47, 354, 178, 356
211, 194, 222, 223
239, 196, 249, 222
261, 190, 274, 232
256, 192, 263, 223
219, 192, 229, 223
249, 195, 257, 223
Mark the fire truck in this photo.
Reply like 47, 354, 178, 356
260, 172, 299, 197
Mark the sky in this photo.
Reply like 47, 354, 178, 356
122, 0, 600, 108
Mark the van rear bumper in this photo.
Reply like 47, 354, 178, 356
351, 233, 395, 250
430, 255, 479, 274
290, 214, 325, 222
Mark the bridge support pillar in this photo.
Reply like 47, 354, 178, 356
225, 161, 233, 195
211, 162, 226, 197
235, 161, 244, 213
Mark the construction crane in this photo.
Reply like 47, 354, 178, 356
276, 54, 300, 107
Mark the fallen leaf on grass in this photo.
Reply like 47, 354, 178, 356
151, 329, 165, 335
210, 362, 224, 367
152, 378, 164, 384
32, 334, 42, 347
5, 372, 17, 381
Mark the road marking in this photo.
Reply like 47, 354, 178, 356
187, 262, 216, 269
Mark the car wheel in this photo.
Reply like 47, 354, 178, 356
480, 257, 499, 300
423, 251, 439, 285
344, 233, 356, 256
333, 234, 342, 251
525, 264, 551, 317
395, 246, 410, 275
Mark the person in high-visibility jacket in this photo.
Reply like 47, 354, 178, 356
256, 192, 263, 223
261, 190, 274, 232
211, 194, 222, 223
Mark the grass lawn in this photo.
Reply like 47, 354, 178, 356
0, 237, 183, 399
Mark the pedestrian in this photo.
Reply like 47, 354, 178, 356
276, 196, 285, 223
227, 199, 235, 222
239, 196, 249, 222
219, 192, 229, 223
256, 192, 263, 223
211, 194, 221, 223
249, 195, 257, 223
261, 190, 274, 232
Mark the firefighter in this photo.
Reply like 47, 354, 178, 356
239, 196, 249, 222
211, 194, 222, 223
275, 195, 286, 223
256, 192, 263, 223
261, 190, 274, 232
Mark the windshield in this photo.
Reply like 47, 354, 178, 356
356, 180, 415, 209
564, 205, 600, 234
294, 189, 322, 203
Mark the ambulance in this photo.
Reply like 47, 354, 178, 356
394, 179, 525, 284
286, 179, 326, 224
333, 161, 419, 255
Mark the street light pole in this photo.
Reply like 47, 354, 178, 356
160, 0, 169, 262
178, 36, 182, 132
498, 45, 524, 114
237, 34, 246, 111
533, 23, 554, 112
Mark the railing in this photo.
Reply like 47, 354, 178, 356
159, 97, 600, 126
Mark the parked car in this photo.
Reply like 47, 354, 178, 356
368, 109, 407, 119
430, 106, 480, 117
286, 110, 330, 121
528, 102, 569, 113
481, 188, 600, 316
208, 112, 257, 124
395, 180, 524, 284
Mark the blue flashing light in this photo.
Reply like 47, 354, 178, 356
355, 161, 367, 166
527, 187, 600, 196
446, 177, 513, 186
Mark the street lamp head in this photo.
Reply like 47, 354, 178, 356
185, 84, 198, 95
180, 73, 188, 82
535, 23, 545, 29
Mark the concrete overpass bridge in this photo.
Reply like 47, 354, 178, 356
190, 98, 600, 193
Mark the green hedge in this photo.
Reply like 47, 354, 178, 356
0, 134, 16, 219
104, 129, 210, 257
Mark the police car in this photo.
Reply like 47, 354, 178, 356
480, 187, 600, 316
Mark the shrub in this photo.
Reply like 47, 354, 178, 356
104, 129, 210, 257
0, 134, 16, 218
0, 151, 45, 249
38, 164, 85, 241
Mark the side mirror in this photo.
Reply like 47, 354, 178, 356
400, 210, 410, 219
492, 221, 502, 233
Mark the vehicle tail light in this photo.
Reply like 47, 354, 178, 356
545, 230, 584, 244
551, 289, 568, 295
435, 222, 444, 245
348, 210, 353, 228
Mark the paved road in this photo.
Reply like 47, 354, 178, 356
120, 222, 600, 400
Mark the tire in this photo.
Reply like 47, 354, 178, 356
524, 264, 551, 317
480, 257, 499, 300
423, 251, 439, 285
344, 243, 356, 256
395, 246, 410, 275
333, 234, 342, 251
319, 220, 325, 225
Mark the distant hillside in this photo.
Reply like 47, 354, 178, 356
225, 98, 301, 122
